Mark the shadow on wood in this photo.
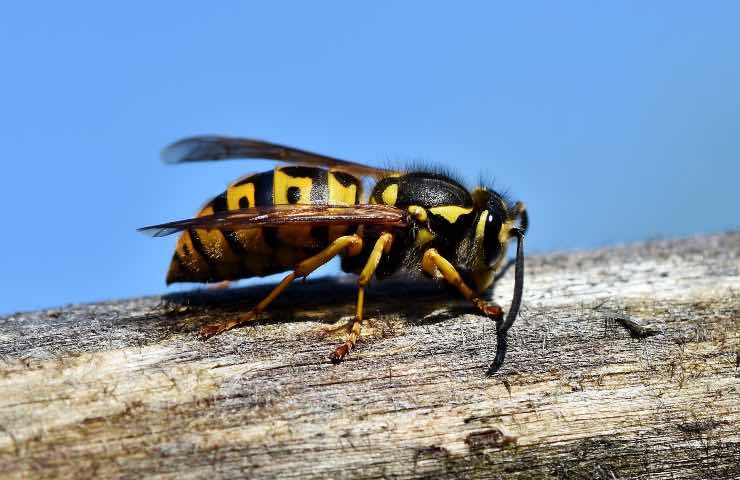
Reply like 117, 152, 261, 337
161, 275, 478, 331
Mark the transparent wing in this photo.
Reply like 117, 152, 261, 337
162, 135, 393, 179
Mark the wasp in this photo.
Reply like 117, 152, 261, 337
139, 136, 528, 374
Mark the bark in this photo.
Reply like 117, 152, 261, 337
1, 232, 738, 479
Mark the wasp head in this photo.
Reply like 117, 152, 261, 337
462, 188, 526, 293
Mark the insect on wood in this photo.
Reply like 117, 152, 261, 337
139, 136, 528, 373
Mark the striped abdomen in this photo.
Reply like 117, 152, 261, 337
166, 166, 362, 284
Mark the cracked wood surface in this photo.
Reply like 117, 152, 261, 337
1, 232, 739, 479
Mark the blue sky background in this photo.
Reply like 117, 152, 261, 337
1, 2, 738, 314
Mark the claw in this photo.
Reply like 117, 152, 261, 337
199, 311, 255, 339
473, 298, 503, 320
199, 323, 226, 339
483, 304, 503, 319
329, 343, 351, 363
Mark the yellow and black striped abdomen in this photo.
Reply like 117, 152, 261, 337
166, 166, 362, 284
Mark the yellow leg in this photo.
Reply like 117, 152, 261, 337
422, 248, 503, 319
329, 232, 394, 362
200, 234, 364, 338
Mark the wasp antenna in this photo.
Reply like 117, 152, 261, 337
513, 202, 528, 235
487, 227, 525, 375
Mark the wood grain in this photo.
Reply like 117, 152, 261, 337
1, 232, 738, 479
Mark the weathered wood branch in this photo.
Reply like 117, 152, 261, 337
1, 232, 739, 479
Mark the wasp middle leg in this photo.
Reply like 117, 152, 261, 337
200, 234, 364, 338
329, 232, 394, 362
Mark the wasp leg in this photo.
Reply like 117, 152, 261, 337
200, 234, 364, 338
329, 232, 394, 362
421, 248, 504, 319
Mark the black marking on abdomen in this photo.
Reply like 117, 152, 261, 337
280, 166, 321, 179
331, 170, 361, 204
180, 243, 195, 271
222, 229, 247, 255
253, 171, 275, 207
287, 186, 301, 204
212, 192, 228, 212
281, 166, 329, 203
188, 229, 216, 267
332, 170, 360, 188
210, 193, 249, 256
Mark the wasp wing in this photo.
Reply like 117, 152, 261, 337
138, 204, 408, 238
161, 135, 393, 179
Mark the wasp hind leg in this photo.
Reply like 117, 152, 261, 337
200, 234, 364, 338
329, 232, 394, 363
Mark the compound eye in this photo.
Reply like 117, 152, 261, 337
483, 212, 503, 265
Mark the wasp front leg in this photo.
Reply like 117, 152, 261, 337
329, 232, 394, 362
421, 248, 504, 320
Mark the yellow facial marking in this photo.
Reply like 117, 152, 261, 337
328, 171, 357, 205
475, 210, 489, 244
275, 168, 313, 205
429, 206, 473, 224
381, 184, 398, 205
226, 182, 255, 210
